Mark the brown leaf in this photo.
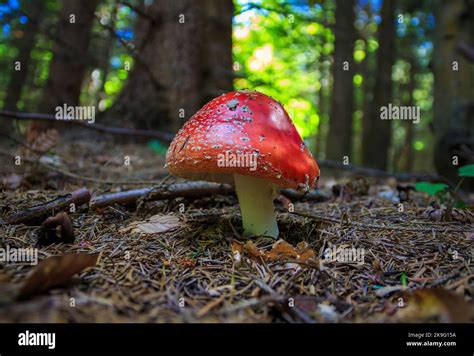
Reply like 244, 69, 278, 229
393, 288, 474, 322
265, 240, 299, 260
18, 253, 98, 299
231, 240, 264, 262
38, 212, 75, 246
266, 240, 315, 263
231, 239, 316, 267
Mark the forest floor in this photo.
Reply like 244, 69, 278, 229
0, 136, 473, 323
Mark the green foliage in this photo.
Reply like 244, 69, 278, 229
458, 164, 474, 177
233, 0, 332, 138
414, 182, 449, 196
148, 140, 169, 156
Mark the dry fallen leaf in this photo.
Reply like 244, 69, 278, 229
18, 253, 98, 299
231, 239, 316, 267
231, 240, 264, 262
120, 214, 182, 235
391, 288, 474, 322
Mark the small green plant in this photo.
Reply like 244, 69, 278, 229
415, 164, 472, 210
414, 182, 449, 197
458, 163, 474, 177
148, 140, 169, 156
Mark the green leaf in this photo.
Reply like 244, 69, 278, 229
415, 182, 449, 196
458, 164, 474, 177
147, 140, 168, 156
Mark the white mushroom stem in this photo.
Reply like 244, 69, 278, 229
233, 174, 279, 238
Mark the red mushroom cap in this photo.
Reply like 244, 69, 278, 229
166, 90, 320, 191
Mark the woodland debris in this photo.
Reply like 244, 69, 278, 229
91, 182, 234, 208
90, 182, 330, 209
390, 288, 474, 323
37, 212, 75, 246
119, 214, 182, 235
232, 239, 317, 268
422, 205, 474, 223
18, 253, 98, 299
6, 188, 91, 225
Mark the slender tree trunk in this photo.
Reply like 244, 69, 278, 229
2, 1, 44, 133
4, 1, 44, 112
326, 0, 355, 161
399, 60, 416, 172
315, 82, 325, 158
96, 0, 118, 108
361, 0, 396, 170
433, 0, 474, 189
39, 0, 99, 115
359, 3, 374, 166
104, 0, 234, 132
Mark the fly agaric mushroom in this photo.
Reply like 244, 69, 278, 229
166, 90, 319, 238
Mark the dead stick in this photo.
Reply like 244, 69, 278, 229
0, 110, 174, 143
90, 182, 235, 208
6, 188, 91, 225
90, 182, 330, 209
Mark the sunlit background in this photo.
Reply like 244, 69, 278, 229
0, 0, 439, 171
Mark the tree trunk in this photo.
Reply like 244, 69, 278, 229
393, 56, 417, 172
398, 59, 416, 172
361, 0, 396, 170
95, 0, 119, 108
2, 1, 44, 133
4, 1, 44, 112
39, 0, 99, 115
326, 0, 355, 161
103, 0, 234, 132
433, 0, 474, 189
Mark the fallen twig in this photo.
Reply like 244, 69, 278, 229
90, 182, 235, 208
90, 182, 330, 209
6, 188, 91, 225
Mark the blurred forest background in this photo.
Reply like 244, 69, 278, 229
0, 0, 472, 185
